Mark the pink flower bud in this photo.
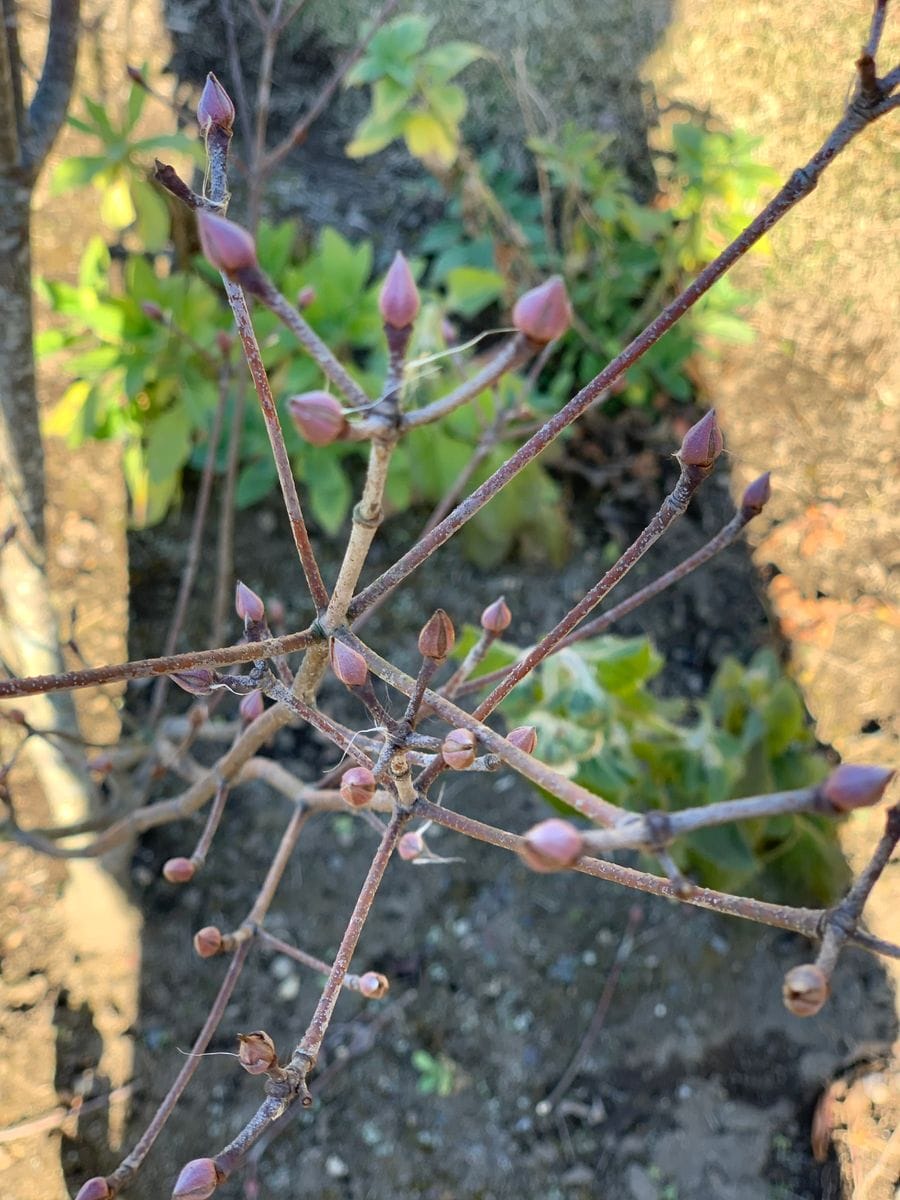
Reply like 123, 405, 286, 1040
172, 669, 216, 696
678, 409, 723, 468
340, 766, 377, 808
237, 1030, 277, 1075
783, 963, 829, 1017
141, 300, 164, 322
418, 609, 455, 661
741, 471, 771, 514
172, 1157, 221, 1200
442, 728, 477, 771
507, 725, 537, 754
193, 926, 223, 958
239, 690, 265, 723
286, 391, 348, 447
379, 251, 420, 329
235, 580, 265, 623
297, 285, 316, 309
197, 72, 235, 135
358, 971, 389, 999
512, 276, 573, 344
75, 1178, 111, 1200
822, 764, 894, 812
267, 597, 286, 626
330, 640, 368, 688
398, 830, 426, 860
163, 857, 196, 884
197, 211, 258, 278
215, 331, 233, 355
481, 597, 511, 634
520, 818, 583, 873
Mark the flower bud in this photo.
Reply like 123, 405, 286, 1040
297, 285, 316, 309
507, 725, 537, 754
235, 580, 265, 623
822, 763, 894, 812
172, 669, 216, 696
237, 1030, 277, 1075
239, 690, 265, 723
197, 72, 235, 135
197, 211, 258, 278
520, 818, 583, 873
286, 391, 348, 447
358, 971, 389, 999
418, 609, 455, 661
782, 963, 829, 1017
340, 766, 377, 808
215, 331, 233, 355
398, 830, 426, 861
442, 728, 476, 770
512, 276, 573, 344
481, 597, 511, 634
677, 409, 723, 468
268, 597, 286, 626
379, 251, 420, 329
172, 1157, 220, 1200
330, 640, 368, 688
75, 1178, 111, 1200
193, 926, 223, 958
163, 856, 196, 884
741, 471, 772, 515
141, 300, 164, 323
126, 65, 147, 87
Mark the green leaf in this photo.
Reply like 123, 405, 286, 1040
423, 83, 467, 127
307, 450, 352, 535
420, 41, 484, 83
50, 155, 109, 195
146, 405, 192, 484
444, 266, 506, 317
131, 180, 171, 251
236, 459, 278, 508
100, 174, 137, 230
77, 236, 112, 290
346, 110, 408, 158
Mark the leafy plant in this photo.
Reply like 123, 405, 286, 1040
453, 630, 842, 904
50, 73, 202, 251
411, 1049, 459, 1096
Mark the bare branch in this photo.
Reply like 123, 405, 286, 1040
22, 0, 80, 172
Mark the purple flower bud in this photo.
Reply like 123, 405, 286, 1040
358, 971, 389, 998
296, 285, 316, 309
172, 669, 216, 696
481, 597, 511, 634
197, 73, 235, 135
74, 1179, 111, 1200
782, 963, 829, 1017
822, 764, 894, 812
330, 640, 368, 688
197, 211, 258, 278
398, 830, 426, 860
507, 725, 537, 754
678, 410, 723, 468
512, 276, 573, 343
172, 1157, 221, 1200
141, 300, 164, 322
239, 690, 265, 723
286, 391, 348, 447
741, 471, 772, 514
215, 331, 233, 355
418, 609, 455, 661
379, 251, 420, 330
193, 926, 223, 958
237, 1030, 277, 1075
235, 580, 265, 623
441, 728, 477, 771
340, 766, 377, 808
519, 818, 583, 873
163, 857, 195, 884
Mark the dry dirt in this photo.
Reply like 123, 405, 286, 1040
1, 2, 898, 1199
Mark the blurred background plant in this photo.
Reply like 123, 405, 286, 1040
39, 17, 776, 561
452, 629, 842, 904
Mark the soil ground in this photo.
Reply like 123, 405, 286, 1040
1, 2, 898, 1200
